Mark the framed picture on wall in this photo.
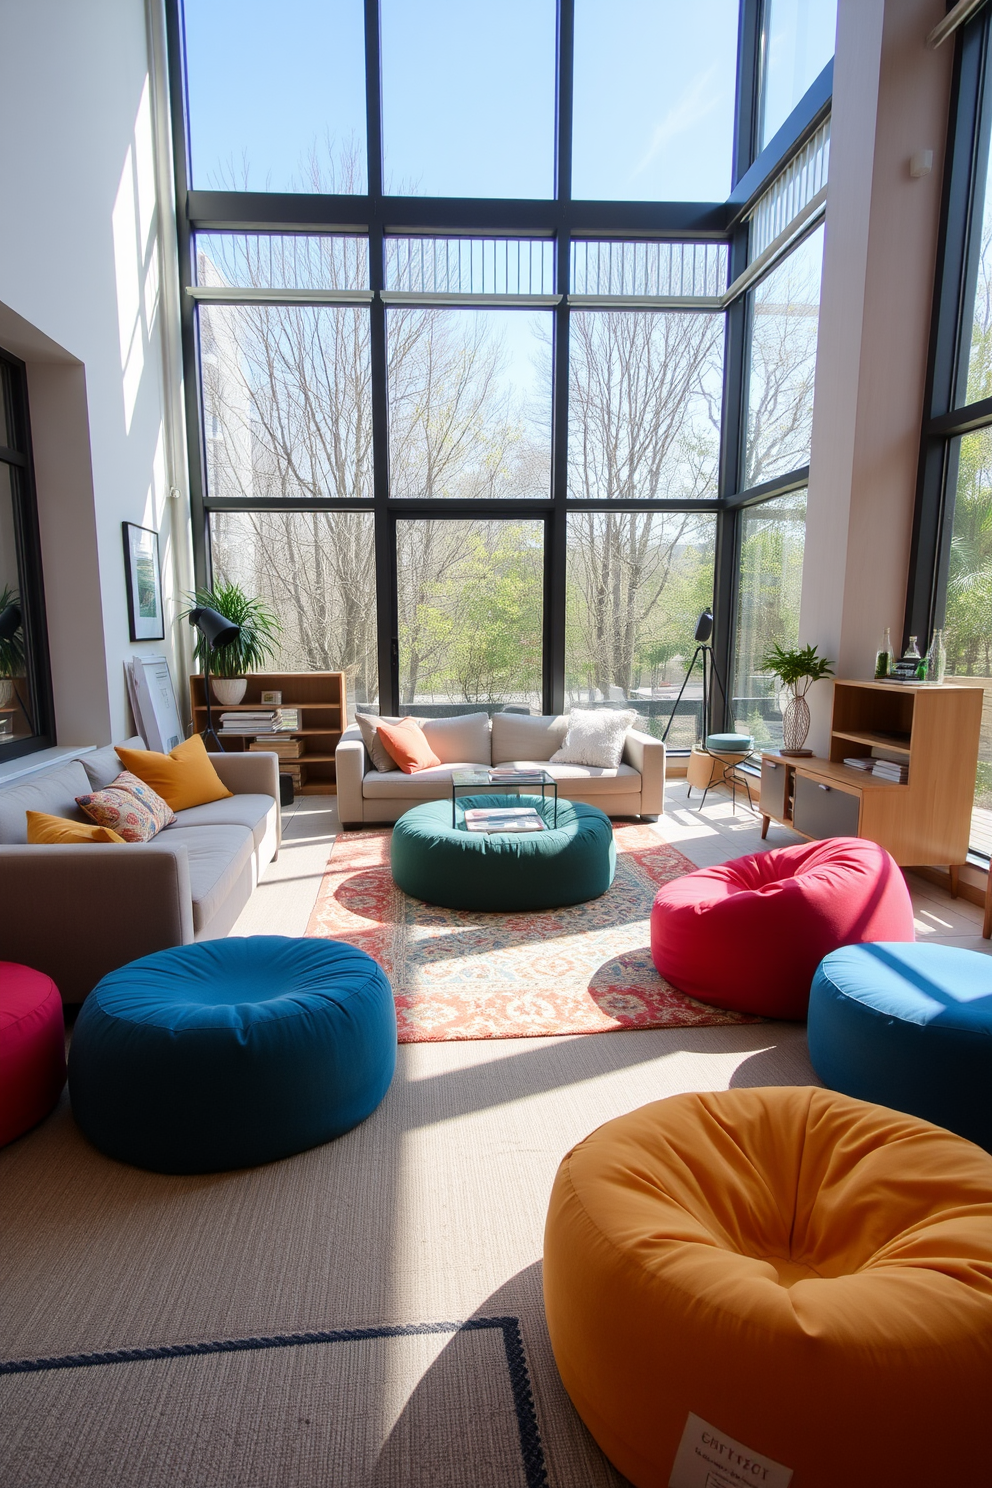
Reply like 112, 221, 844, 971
122, 522, 165, 642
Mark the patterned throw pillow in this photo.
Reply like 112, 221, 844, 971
550, 708, 638, 769
75, 770, 176, 842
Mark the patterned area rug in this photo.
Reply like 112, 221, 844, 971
305, 824, 756, 1043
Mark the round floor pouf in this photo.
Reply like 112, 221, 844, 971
650, 836, 914, 1017
809, 941, 992, 1149
390, 794, 615, 911
68, 936, 396, 1173
544, 1087, 992, 1488
0, 962, 66, 1147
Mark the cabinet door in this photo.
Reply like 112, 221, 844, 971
759, 758, 789, 820
793, 774, 861, 839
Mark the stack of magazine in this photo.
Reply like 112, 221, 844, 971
464, 806, 545, 834
872, 757, 909, 783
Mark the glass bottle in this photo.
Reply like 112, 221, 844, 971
874, 627, 892, 680
926, 628, 946, 684
905, 636, 921, 659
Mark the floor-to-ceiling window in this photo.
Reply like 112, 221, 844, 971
171, 0, 836, 735
911, 3, 992, 857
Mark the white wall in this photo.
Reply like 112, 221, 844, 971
0, 0, 190, 745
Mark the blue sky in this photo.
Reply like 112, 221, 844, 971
184, 0, 748, 202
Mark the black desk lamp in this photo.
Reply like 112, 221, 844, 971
0, 601, 32, 734
188, 606, 240, 752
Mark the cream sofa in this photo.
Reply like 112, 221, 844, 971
336, 711, 665, 826
0, 738, 280, 1003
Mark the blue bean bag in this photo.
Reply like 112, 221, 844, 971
68, 936, 396, 1173
808, 942, 992, 1151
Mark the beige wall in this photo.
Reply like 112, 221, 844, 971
801, 0, 954, 752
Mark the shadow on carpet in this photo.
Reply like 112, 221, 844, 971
306, 824, 757, 1042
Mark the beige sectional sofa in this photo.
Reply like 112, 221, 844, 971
0, 739, 280, 1003
336, 710, 665, 826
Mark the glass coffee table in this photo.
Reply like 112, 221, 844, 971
450, 769, 559, 829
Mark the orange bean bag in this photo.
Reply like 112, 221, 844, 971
544, 1087, 992, 1488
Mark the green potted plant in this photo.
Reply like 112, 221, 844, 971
0, 584, 25, 712
181, 582, 281, 705
760, 642, 834, 756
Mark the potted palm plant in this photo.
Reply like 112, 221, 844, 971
760, 642, 834, 756
181, 582, 281, 704
0, 585, 25, 712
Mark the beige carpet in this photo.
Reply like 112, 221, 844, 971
0, 1019, 818, 1488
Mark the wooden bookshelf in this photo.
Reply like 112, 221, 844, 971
189, 671, 346, 794
760, 679, 983, 870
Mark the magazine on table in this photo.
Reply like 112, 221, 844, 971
488, 767, 546, 781
463, 807, 546, 833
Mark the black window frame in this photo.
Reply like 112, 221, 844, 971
167, 0, 832, 734
909, 4, 992, 858
0, 344, 56, 763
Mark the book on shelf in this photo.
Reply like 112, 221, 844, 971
278, 763, 307, 787
843, 757, 875, 772
871, 757, 909, 782
463, 807, 545, 833
250, 737, 304, 757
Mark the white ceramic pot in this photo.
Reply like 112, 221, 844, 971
0, 678, 14, 709
212, 677, 248, 705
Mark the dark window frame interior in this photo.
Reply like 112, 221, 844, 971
0, 345, 55, 763
168, 0, 830, 728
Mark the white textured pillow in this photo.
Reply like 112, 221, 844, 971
550, 708, 637, 769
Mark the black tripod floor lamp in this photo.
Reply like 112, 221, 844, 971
188, 606, 240, 753
660, 609, 730, 747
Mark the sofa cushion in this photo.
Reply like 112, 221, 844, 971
537, 761, 642, 796
76, 771, 176, 841
491, 712, 567, 765
153, 824, 255, 933
376, 719, 442, 773
551, 708, 638, 768
168, 794, 277, 855
356, 714, 424, 772
0, 760, 93, 844
363, 763, 484, 799
26, 811, 125, 845
420, 712, 492, 766
80, 737, 145, 791
116, 734, 233, 812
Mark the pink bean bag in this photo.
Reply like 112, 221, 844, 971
650, 837, 915, 1019
0, 962, 66, 1146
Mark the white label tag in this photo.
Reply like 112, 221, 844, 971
669, 1412, 793, 1488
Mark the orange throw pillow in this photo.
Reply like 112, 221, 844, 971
115, 733, 233, 812
26, 811, 125, 844
375, 718, 441, 774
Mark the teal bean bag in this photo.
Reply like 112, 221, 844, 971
391, 794, 615, 911
68, 937, 396, 1174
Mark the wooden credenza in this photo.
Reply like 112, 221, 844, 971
759, 679, 983, 870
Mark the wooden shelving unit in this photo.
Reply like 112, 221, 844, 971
189, 672, 346, 794
760, 679, 983, 869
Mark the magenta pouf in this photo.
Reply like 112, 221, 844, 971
650, 837, 915, 1019
0, 962, 66, 1146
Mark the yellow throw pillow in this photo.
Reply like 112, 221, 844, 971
115, 733, 233, 812
27, 811, 125, 844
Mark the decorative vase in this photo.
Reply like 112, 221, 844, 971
212, 677, 247, 705
0, 678, 13, 709
781, 691, 812, 754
